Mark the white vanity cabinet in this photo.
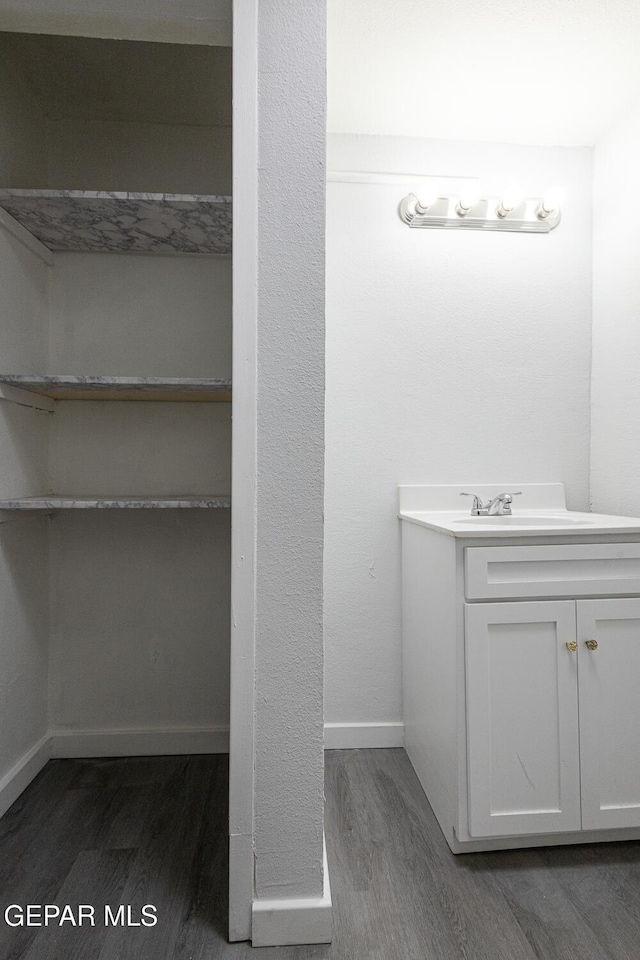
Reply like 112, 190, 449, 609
466, 596, 640, 839
399, 484, 640, 853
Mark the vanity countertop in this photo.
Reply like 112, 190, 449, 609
398, 483, 640, 538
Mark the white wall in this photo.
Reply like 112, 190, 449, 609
0, 56, 47, 189
48, 253, 231, 378
0, 228, 51, 501
325, 134, 593, 730
47, 122, 232, 195
0, 226, 51, 786
49, 402, 230, 496
49, 510, 230, 733
0, 518, 49, 774
0, 233, 49, 374
590, 98, 640, 516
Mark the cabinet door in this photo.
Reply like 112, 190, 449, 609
578, 598, 640, 830
465, 601, 581, 837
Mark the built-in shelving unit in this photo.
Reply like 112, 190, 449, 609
0, 30, 234, 811
0, 496, 231, 510
0, 375, 232, 402
0, 190, 232, 255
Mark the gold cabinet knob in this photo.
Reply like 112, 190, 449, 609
585, 639, 598, 651
565, 641, 578, 653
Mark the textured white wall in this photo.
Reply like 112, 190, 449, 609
251, 0, 326, 901
590, 99, 640, 516
325, 134, 593, 728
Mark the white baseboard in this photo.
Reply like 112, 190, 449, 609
251, 834, 332, 947
49, 725, 230, 758
0, 722, 404, 823
50, 723, 405, 755
324, 721, 404, 749
0, 735, 51, 820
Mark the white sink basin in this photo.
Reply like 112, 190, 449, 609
453, 516, 594, 526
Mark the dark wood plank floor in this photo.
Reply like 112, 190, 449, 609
1, 748, 640, 958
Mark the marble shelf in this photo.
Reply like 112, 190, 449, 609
0, 189, 232, 255
0, 375, 232, 402
0, 496, 231, 510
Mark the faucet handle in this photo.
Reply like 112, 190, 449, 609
460, 492, 485, 515
487, 491, 523, 516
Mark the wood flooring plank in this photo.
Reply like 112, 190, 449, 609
20, 849, 136, 960
325, 749, 462, 960
360, 749, 538, 960
0, 784, 118, 960
470, 848, 619, 960
3, 750, 640, 960
170, 756, 231, 959
0, 761, 81, 888
95, 757, 215, 960
534, 841, 640, 960
65, 756, 181, 791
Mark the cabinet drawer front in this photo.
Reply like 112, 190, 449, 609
465, 544, 640, 600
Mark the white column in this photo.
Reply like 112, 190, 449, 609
230, 0, 330, 946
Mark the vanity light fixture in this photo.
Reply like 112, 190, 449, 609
536, 187, 565, 220
455, 187, 481, 217
399, 186, 563, 233
414, 185, 440, 214
496, 185, 524, 218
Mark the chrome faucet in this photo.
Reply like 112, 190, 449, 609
460, 491, 522, 516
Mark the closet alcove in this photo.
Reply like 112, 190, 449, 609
0, 31, 232, 783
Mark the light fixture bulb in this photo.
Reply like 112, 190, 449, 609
496, 185, 524, 218
538, 187, 565, 217
415, 184, 440, 213
455, 187, 481, 217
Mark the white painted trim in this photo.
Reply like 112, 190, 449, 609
0, 736, 51, 820
327, 170, 478, 187
228, 0, 258, 943
251, 834, 332, 947
324, 722, 405, 749
0, 207, 54, 265
49, 726, 229, 758
0, 383, 56, 413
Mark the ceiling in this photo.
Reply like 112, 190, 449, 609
328, 0, 640, 146
0, 32, 231, 127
